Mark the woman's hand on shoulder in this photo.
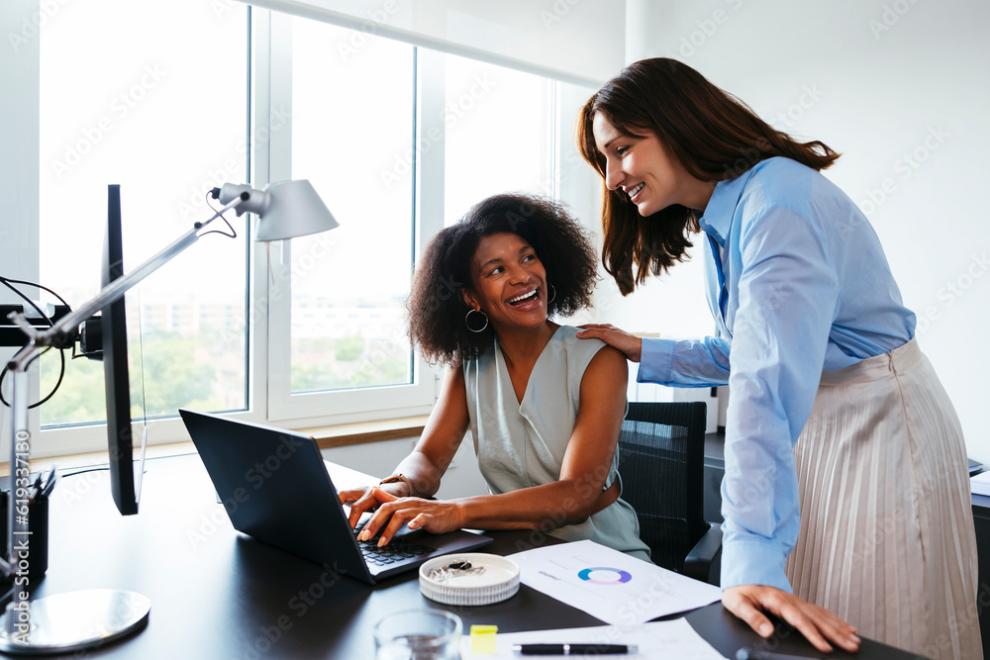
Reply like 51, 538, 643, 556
722, 585, 860, 654
576, 323, 643, 362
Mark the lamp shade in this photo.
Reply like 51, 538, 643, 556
256, 179, 338, 241
216, 179, 338, 241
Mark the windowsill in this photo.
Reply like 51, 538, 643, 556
0, 415, 429, 477
305, 415, 428, 449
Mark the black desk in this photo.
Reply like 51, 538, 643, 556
970, 492, 990, 658
29, 454, 913, 658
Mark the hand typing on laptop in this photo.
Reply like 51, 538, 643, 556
339, 486, 467, 548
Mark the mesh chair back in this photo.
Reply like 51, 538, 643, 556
617, 401, 708, 571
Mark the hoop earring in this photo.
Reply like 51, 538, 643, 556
548, 284, 557, 304
464, 308, 489, 333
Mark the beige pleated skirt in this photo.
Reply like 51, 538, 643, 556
786, 339, 981, 659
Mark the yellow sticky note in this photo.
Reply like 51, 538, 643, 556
469, 624, 498, 655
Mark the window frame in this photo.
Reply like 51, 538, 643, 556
264, 16, 441, 426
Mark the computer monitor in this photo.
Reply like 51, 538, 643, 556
102, 184, 138, 515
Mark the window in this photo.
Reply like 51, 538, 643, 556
25, 5, 598, 451
264, 14, 434, 424
287, 18, 415, 395
37, 0, 249, 428
443, 54, 556, 225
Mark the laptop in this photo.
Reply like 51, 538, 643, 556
179, 409, 492, 585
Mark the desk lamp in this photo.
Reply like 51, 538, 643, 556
0, 180, 337, 654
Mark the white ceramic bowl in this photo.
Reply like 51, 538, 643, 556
418, 553, 520, 606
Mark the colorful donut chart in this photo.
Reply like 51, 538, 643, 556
576, 567, 632, 584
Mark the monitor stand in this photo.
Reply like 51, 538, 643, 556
0, 589, 150, 654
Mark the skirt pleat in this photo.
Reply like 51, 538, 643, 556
786, 339, 981, 659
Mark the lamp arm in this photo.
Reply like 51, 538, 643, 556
5, 194, 245, 371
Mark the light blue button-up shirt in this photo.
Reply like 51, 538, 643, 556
638, 157, 915, 591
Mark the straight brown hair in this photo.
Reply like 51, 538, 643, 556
577, 58, 839, 295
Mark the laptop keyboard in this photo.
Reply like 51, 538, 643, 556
353, 522, 432, 567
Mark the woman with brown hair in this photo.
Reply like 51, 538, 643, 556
576, 58, 979, 659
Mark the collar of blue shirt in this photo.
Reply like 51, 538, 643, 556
698, 168, 755, 247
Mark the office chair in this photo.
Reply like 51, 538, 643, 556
616, 401, 721, 584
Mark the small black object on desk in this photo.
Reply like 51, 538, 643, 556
513, 642, 638, 655
736, 645, 823, 659
0, 469, 56, 580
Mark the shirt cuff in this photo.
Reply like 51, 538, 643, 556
637, 338, 675, 384
719, 537, 793, 593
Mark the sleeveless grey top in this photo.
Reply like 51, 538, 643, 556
462, 325, 652, 562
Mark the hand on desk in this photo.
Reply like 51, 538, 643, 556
339, 486, 465, 547
722, 585, 860, 654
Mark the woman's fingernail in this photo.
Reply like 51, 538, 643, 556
759, 623, 772, 637
377, 538, 387, 547
358, 531, 369, 541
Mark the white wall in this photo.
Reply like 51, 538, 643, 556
623, 0, 990, 460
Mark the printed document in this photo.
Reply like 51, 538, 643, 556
508, 540, 721, 624
971, 471, 990, 497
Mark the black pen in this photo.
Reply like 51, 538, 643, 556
513, 643, 638, 656
736, 647, 821, 660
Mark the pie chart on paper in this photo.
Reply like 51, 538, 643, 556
576, 567, 633, 584
508, 540, 721, 624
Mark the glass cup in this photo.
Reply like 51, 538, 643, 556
373, 609, 462, 660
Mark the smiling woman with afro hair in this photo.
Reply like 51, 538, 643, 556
408, 194, 598, 364
337, 193, 652, 563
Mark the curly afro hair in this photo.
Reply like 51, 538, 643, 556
408, 194, 598, 365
